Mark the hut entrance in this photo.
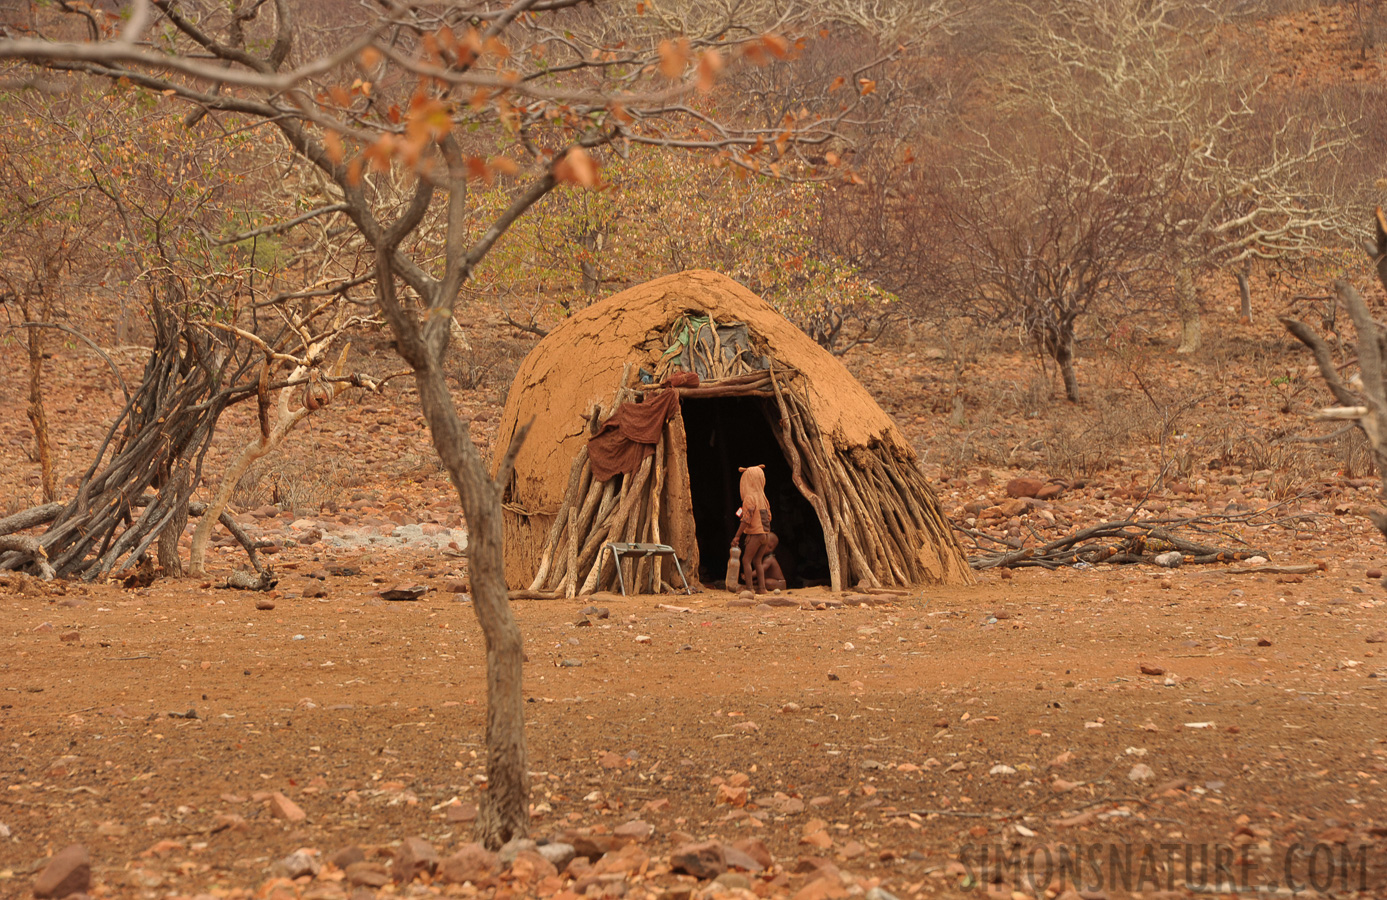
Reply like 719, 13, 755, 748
680, 396, 830, 587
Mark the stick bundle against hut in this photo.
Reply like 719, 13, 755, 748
494, 271, 971, 596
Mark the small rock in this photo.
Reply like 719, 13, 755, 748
1257, 638, 1273, 647
989, 764, 1016, 775
268, 792, 306, 822
381, 583, 428, 601
330, 846, 365, 869
394, 836, 439, 883
613, 819, 653, 839
537, 842, 576, 869
498, 838, 538, 866
714, 872, 751, 890
1035, 483, 1065, 501
273, 849, 321, 880
59, 631, 80, 643
1005, 477, 1043, 498
445, 801, 478, 823
1140, 664, 1165, 676
561, 658, 583, 667
1154, 551, 1182, 568
669, 841, 726, 879
345, 861, 390, 887
255, 598, 276, 610
439, 843, 499, 884
731, 838, 772, 869
738, 590, 754, 600
33, 844, 90, 899
1367, 632, 1387, 644
1127, 764, 1156, 782
1368, 568, 1383, 579
721, 843, 765, 873
581, 605, 609, 619
865, 888, 901, 900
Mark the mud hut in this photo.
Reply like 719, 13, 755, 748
493, 270, 972, 595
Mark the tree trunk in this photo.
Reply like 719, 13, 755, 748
1175, 267, 1202, 354
157, 464, 190, 577
414, 361, 529, 849
23, 304, 56, 502
1236, 266, 1252, 322
1048, 324, 1080, 403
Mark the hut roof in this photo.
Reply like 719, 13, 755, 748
494, 270, 909, 514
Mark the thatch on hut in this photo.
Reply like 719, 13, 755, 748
493, 270, 972, 595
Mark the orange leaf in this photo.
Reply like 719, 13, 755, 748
858, 78, 876, 95
695, 49, 723, 93
323, 131, 345, 164
828, 76, 845, 93
554, 146, 598, 187
825, 150, 839, 166
388, 104, 402, 124
658, 38, 690, 79
329, 84, 352, 107
636, 0, 646, 12
359, 46, 382, 69
365, 134, 396, 172
465, 155, 493, 184
484, 36, 511, 59
490, 155, 520, 176
762, 34, 790, 58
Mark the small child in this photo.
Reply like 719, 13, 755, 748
730, 465, 772, 593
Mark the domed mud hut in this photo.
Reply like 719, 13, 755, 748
493, 270, 972, 595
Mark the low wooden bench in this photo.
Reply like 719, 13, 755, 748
603, 542, 692, 596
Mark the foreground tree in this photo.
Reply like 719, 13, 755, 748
0, 0, 892, 847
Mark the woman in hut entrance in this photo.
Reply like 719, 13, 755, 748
731, 465, 786, 593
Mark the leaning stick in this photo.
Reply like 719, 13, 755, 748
529, 448, 590, 592
563, 506, 579, 598
770, 369, 842, 592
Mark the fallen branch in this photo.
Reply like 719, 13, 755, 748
964, 516, 1266, 570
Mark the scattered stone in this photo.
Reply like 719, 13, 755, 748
59, 631, 80, 643
590, 843, 648, 876
331, 846, 366, 869
1368, 632, 1387, 644
1257, 638, 1273, 647
537, 842, 576, 870
732, 838, 773, 869
581, 605, 609, 619
273, 850, 321, 880
669, 841, 727, 879
445, 801, 478, 823
255, 598, 276, 611
560, 658, 584, 667
988, 764, 1016, 775
439, 843, 499, 884
599, 751, 625, 769
1140, 664, 1165, 676
1005, 477, 1043, 498
1154, 551, 1182, 568
268, 792, 306, 822
381, 583, 428, 601
714, 872, 751, 890
498, 838, 538, 867
345, 861, 390, 888
33, 844, 90, 899
301, 583, 328, 599
394, 837, 439, 883
1127, 764, 1156, 783
739, 590, 754, 600
1035, 483, 1065, 501
612, 819, 653, 839
326, 565, 360, 577
508, 848, 558, 883
721, 843, 765, 872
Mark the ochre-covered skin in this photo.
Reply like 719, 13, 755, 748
493, 270, 971, 589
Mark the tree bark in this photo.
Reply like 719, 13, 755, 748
1047, 324, 1081, 403
157, 463, 190, 577
414, 361, 529, 849
22, 298, 56, 502
1236, 265, 1252, 321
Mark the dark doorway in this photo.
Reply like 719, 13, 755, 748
680, 396, 830, 587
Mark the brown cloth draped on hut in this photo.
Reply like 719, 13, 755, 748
587, 389, 681, 482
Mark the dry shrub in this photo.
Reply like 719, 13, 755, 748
230, 452, 349, 513
455, 336, 529, 395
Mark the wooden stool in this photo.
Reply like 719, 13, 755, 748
603, 542, 692, 595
